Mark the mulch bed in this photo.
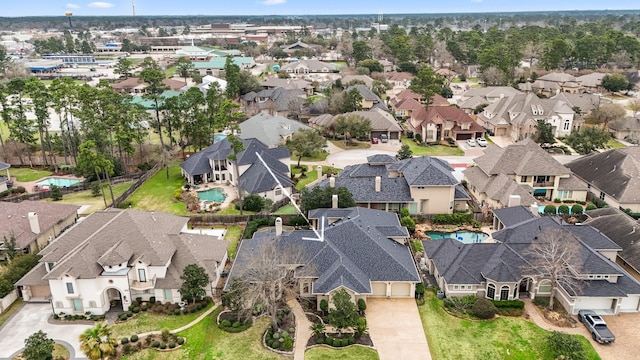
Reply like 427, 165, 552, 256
306, 333, 373, 347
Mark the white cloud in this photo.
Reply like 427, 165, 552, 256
259, 0, 286, 5
66, 3, 80, 9
88, 2, 114, 8
471, 0, 483, 2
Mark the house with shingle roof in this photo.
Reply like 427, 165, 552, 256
0, 200, 79, 257
463, 139, 587, 208
608, 116, 640, 142
180, 137, 293, 202
314, 155, 468, 214
111, 77, 186, 95
241, 87, 307, 117
423, 214, 640, 315
567, 147, 640, 212
17, 209, 229, 315
308, 108, 403, 144
281, 59, 337, 74
345, 84, 387, 111
225, 207, 421, 307
406, 105, 485, 143
238, 113, 314, 148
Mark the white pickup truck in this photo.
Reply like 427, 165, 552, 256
578, 310, 615, 344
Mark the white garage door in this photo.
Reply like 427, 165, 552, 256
619, 296, 640, 312
391, 283, 412, 297
575, 297, 614, 312
371, 282, 387, 297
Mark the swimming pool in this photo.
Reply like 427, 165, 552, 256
197, 188, 226, 203
426, 231, 489, 244
213, 133, 227, 143
36, 177, 83, 188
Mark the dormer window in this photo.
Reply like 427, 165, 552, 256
46, 262, 55, 271
66, 283, 74, 294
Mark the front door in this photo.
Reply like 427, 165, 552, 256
73, 298, 83, 312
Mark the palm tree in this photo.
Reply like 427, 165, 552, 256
79, 321, 117, 360
310, 322, 326, 338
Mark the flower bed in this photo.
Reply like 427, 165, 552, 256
263, 307, 296, 353
217, 310, 253, 333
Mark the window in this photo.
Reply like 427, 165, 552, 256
500, 286, 510, 301
600, 192, 605, 201
89, 301, 96, 307
55, 301, 63, 308
453, 285, 459, 290
467, 285, 473, 290
164, 289, 172, 300
521, 176, 528, 183
563, 119, 570, 131
46, 263, 55, 271
66, 283, 74, 294
538, 280, 552, 293
138, 269, 147, 282
416, 186, 425, 189
275, 189, 282, 196
487, 284, 496, 299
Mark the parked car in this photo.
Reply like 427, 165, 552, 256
476, 137, 487, 147
466, 138, 477, 147
371, 137, 379, 144
578, 310, 615, 344
380, 134, 388, 143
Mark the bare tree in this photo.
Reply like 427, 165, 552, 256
628, 99, 640, 116
522, 228, 583, 311
586, 103, 626, 127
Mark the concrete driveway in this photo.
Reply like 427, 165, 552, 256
325, 149, 397, 169
367, 298, 431, 360
589, 312, 640, 360
0, 303, 91, 359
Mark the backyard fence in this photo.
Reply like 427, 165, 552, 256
108, 163, 161, 208
0, 290, 18, 315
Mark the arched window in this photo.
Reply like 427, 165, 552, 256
538, 280, 552, 294
486, 283, 496, 300
500, 285, 510, 301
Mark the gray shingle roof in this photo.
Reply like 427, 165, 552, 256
584, 208, 640, 272
492, 205, 537, 227
474, 139, 570, 176
238, 113, 313, 148
226, 207, 420, 295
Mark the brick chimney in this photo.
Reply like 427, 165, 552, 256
275, 217, 283, 236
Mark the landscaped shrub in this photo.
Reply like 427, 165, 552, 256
220, 319, 231, 328
232, 321, 241, 328
288, 327, 295, 334
173, 309, 181, 315
270, 341, 280, 349
547, 331, 587, 360
558, 204, 570, 214
159, 343, 167, 350
341, 338, 349, 347
357, 299, 367, 314
571, 204, 584, 214
136, 297, 142, 303
126, 311, 133, 317
553, 198, 561, 203
333, 338, 341, 347
430, 213, 474, 226
283, 337, 293, 351
132, 307, 140, 313
348, 336, 355, 345
266, 339, 273, 347
325, 336, 333, 345
315, 337, 324, 344
471, 298, 498, 319
401, 216, 415, 233
145, 336, 153, 346
491, 300, 525, 309
272, 332, 280, 340
119, 314, 128, 321
152, 341, 160, 348
177, 337, 184, 345
586, 204, 597, 211
319, 299, 329, 314
161, 329, 171, 343
543, 204, 557, 215
121, 337, 129, 345
130, 335, 138, 343
140, 305, 148, 311
533, 297, 550, 307
122, 343, 134, 355
168, 342, 176, 349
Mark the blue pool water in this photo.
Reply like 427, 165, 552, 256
426, 231, 489, 244
213, 133, 227, 143
36, 177, 82, 187
197, 188, 226, 202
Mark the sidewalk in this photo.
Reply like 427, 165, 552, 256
287, 298, 312, 360
137, 303, 218, 337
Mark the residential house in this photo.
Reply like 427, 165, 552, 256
280, 41, 322, 54
17, 209, 229, 315
281, 59, 337, 75
180, 137, 293, 202
241, 87, 307, 117
491, 204, 539, 231
345, 84, 387, 111
390, 89, 449, 120
550, 92, 600, 117
380, 72, 413, 90
341, 75, 374, 88
0, 161, 10, 192
423, 214, 640, 315
576, 72, 607, 93
583, 207, 640, 280
111, 77, 186, 95
308, 108, 403, 144
238, 113, 314, 148
225, 207, 421, 308
315, 154, 469, 214
608, 116, 640, 142
259, 78, 314, 95
534, 72, 580, 95
476, 92, 577, 140
406, 105, 485, 143
566, 147, 640, 212
458, 86, 522, 115
0, 201, 79, 256
463, 139, 587, 208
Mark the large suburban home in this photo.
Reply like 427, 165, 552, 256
463, 139, 587, 208
476, 92, 577, 141
238, 113, 314, 148
17, 209, 229, 315
280, 59, 337, 75
608, 116, 640, 143
225, 207, 421, 308
308, 108, 403, 145
111, 77, 186, 95
390, 89, 449, 120
344, 84, 387, 111
315, 154, 469, 214
583, 207, 640, 281
550, 92, 600, 117
566, 147, 640, 212
0, 201, 79, 257
458, 86, 522, 115
0, 161, 10, 192
423, 214, 640, 315
406, 105, 485, 143
180, 137, 293, 202
241, 87, 307, 117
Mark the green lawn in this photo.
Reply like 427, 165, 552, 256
607, 139, 626, 149
291, 151, 330, 163
217, 205, 256, 216
305, 346, 379, 359
291, 165, 340, 190
224, 225, 243, 259
0, 299, 22, 328
9, 167, 53, 182
110, 302, 215, 339
400, 136, 464, 156
419, 293, 600, 360
329, 139, 371, 150
128, 163, 188, 216
122, 307, 285, 360
273, 205, 297, 215
165, 66, 177, 77
42, 181, 134, 214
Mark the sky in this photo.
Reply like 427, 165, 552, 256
3, 0, 640, 17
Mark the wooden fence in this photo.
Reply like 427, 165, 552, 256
108, 163, 161, 208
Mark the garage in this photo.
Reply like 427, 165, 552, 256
30, 286, 51, 299
370, 131, 386, 139
619, 296, 640, 312
575, 297, 615, 313
456, 133, 473, 140
371, 282, 387, 297
390, 283, 412, 297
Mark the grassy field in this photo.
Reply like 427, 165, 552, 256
128, 163, 188, 216
223, 225, 243, 259
419, 292, 600, 360
165, 66, 177, 77
292, 151, 330, 163
329, 139, 371, 150
122, 307, 284, 360
110, 302, 215, 338
0, 299, 22, 327
305, 346, 380, 359
41, 181, 134, 214
607, 139, 626, 149
9, 167, 53, 182
401, 137, 464, 156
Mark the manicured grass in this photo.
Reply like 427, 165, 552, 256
329, 139, 371, 150
122, 307, 285, 360
307, 95, 326, 104
400, 136, 464, 156
110, 302, 215, 339
0, 299, 22, 327
419, 292, 600, 360
607, 139, 626, 149
291, 165, 340, 190
217, 205, 256, 215
273, 205, 297, 215
41, 182, 134, 214
9, 167, 53, 182
128, 163, 188, 216
291, 150, 330, 163
223, 225, 243, 259
165, 66, 177, 77
305, 346, 380, 359
53, 342, 70, 359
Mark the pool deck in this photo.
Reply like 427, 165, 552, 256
12, 174, 85, 194
193, 183, 238, 211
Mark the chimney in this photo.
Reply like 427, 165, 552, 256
508, 195, 520, 207
375, 176, 381, 192
317, 165, 322, 180
275, 217, 283, 236
28, 212, 40, 234
329, 176, 335, 188
530, 202, 539, 216
332, 194, 338, 208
